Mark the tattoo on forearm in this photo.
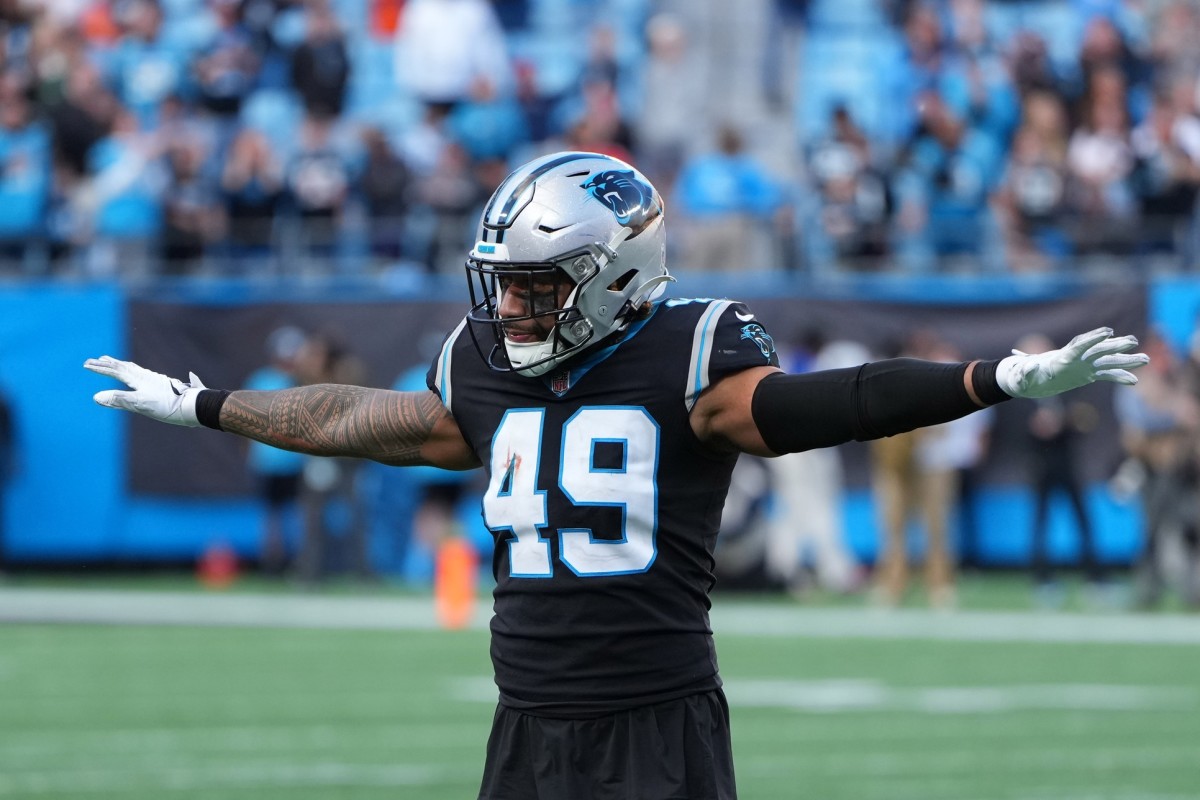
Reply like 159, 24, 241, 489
221, 385, 446, 466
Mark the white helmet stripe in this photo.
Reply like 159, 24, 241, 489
483, 152, 597, 231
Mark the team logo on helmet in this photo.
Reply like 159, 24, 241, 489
581, 170, 662, 236
740, 323, 775, 360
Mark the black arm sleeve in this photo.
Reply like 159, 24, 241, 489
750, 358, 1010, 454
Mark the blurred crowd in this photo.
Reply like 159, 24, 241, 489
2, 0, 1200, 279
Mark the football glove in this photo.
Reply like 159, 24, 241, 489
995, 327, 1149, 399
84, 355, 207, 427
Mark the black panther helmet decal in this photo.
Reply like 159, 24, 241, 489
581, 170, 662, 237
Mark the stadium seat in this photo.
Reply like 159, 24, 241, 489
239, 89, 304, 153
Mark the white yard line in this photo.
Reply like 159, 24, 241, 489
0, 762, 453, 795
0, 588, 461, 630
709, 605, 1200, 646
727, 679, 1198, 714
2, 588, 1200, 645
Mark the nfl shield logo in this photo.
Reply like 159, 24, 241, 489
551, 371, 570, 394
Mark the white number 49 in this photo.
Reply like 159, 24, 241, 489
483, 407, 660, 578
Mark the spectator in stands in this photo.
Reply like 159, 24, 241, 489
230, 0, 291, 89
672, 125, 787, 271
0, 71, 51, 270
1017, 333, 1107, 607
358, 125, 411, 264
192, 0, 260, 121
554, 77, 635, 163
633, 12, 702, 194
993, 90, 1074, 270
154, 91, 218, 164
1131, 87, 1200, 256
393, 0, 512, 112
76, 0, 122, 47
220, 126, 282, 269
11, 0, 1200, 282
1006, 31, 1067, 101
1116, 329, 1200, 609
282, 114, 352, 270
893, 87, 1004, 271
1072, 15, 1150, 119
243, 325, 308, 575
512, 59, 558, 147
885, 2, 947, 145
1147, 0, 1200, 87
46, 59, 118, 183
941, 39, 1020, 146
76, 108, 167, 278
414, 140, 487, 275
802, 104, 892, 272
945, 0, 994, 60
289, 0, 349, 119
762, 0, 808, 111
103, 0, 187, 129
577, 22, 620, 93
0, 0, 36, 75
447, 75, 530, 163
396, 100, 457, 269
160, 133, 224, 274
1066, 65, 1138, 255
28, 13, 87, 104
490, 0, 529, 33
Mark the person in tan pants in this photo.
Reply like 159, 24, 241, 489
871, 427, 958, 608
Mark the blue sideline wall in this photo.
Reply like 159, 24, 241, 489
0, 276, 1187, 569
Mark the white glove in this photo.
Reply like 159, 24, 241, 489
84, 355, 207, 427
995, 327, 1149, 399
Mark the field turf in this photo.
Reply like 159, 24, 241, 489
2, 579, 1199, 799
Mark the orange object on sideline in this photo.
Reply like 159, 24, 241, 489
197, 543, 238, 589
434, 537, 478, 629
371, 0, 404, 36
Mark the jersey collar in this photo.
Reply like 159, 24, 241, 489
540, 302, 662, 397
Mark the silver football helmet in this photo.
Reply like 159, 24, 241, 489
466, 151, 673, 377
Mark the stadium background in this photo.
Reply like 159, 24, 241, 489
0, 276, 1166, 569
3, 0, 1200, 575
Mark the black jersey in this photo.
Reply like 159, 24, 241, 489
428, 298, 780, 717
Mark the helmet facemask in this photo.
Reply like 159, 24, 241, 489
467, 243, 636, 377
464, 151, 673, 378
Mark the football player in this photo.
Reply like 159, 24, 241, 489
86, 151, 1148, 800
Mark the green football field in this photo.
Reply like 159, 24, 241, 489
3, 581, 1200, 799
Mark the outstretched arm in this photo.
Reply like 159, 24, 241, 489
84, 356, 479, 470
693, 327, 1149, 456
220, 384, 478, 469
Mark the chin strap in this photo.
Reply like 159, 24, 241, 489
629, 273, 675, 307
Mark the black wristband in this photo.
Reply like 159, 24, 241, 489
971, 359, 1012, 406
195, 389, 231, 431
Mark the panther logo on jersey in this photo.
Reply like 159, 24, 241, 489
581, 170, 662, 236
740, 323, 775, 359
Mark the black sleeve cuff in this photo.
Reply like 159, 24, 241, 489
971, 359, 1013, 406
195, 389, 231, 431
